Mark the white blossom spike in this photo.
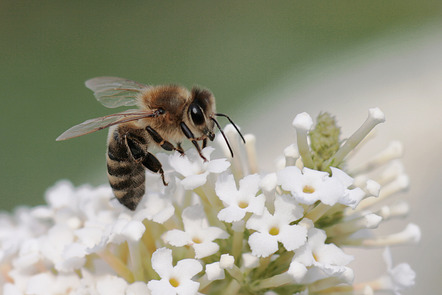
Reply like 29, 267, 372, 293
0, 108, 418, 294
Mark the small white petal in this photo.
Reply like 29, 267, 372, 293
151, 248, 173, 278
3, 283, 22, 295
181, 173, 209, 190
248, 232, 278, 257
163, 230, 191, 247
219, 254, 235, 269
368, 107, 385, 122
330, 167, 354, 187
278, 225, 307, 251
147, 279, 175, 295
174, 258, 203, 280
175, 280, 200, 295
292, 112, 313, 131
193, 242, 219, 259
366, 179, 381, 197
135, 193, 175, 224
238, 174, 261, 197
26, 273, 54, 295
241, 253, 259, 269
207, 159, 231, 173
57, 242, 87, 271
245, 194, 266, 215
181, 205, 207, 227
288, 261, 308, 283
277, 166, 303, 192
122, 220, 145, 242
217, 206, 246, 223
205, 262, 225, 281
260, 173, 278, 192
126, 282, 151, 295
96, 275, 128, 295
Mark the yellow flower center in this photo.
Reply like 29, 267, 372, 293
192, 237, 202, 244
303, 185, 315, 194
169, 277, 180, 287
238, 201, 249, 209
269, 226, 280, 236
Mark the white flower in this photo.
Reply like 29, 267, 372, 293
246, 194, 307, 257
147, 247, 202, 295
162, 205, 229, 258
288, 227, 353, 284
169, 147, 230, 190
25, 272, 80, 295
0, 108, 419, 294
382, 247, 416, 295
133, 191, 175, 224
277, 166, 365, 208
278, 167, 340, 205
205, 262, 225, 281
216, 174, 265, 223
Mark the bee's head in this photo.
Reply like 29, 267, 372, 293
186, 87, 245, 158
188, 87, 216, 140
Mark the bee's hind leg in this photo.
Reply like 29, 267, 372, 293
125, 134, 168, 186
141, 152, 168, 186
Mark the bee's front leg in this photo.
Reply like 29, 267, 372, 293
180, 122, 207, 161
202, 138, 208, 149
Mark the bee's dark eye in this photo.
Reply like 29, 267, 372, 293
190, 103, 205, 125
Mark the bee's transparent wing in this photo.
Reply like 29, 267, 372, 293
56, 109, 156, 141
85, 77, 150, 108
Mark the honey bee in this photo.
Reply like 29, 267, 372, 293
57, 77, 245, 210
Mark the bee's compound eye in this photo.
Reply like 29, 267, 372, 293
190, 104, 205, 125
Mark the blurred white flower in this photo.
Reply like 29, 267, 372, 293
169, 147, 230, 190
162, 205, 228, 258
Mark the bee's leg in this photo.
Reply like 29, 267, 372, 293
202, 138, 208, 149
180, 122, 207, 161
125, 134, 168, 186
146, 126, 184, 155
141, 152, 168, 186
176, 142, 185, 155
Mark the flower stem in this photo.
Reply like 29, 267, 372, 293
253, 272, 293, 290
231, 225, 244, 262
305, 203, 331, 223
142, 220, 157, 254
127, 241, 144, 281
324, 108, 385, 168
98, 248, 134, 283
225, 279, 241, 294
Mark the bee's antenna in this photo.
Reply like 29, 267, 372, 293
215, 113, 246, 144
211, 117, 234, 157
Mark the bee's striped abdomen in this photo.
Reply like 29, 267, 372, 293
106, 129, 146, 210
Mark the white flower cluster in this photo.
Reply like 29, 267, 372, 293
0, 109, 419, 295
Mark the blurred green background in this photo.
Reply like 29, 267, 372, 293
1, 0, 442, 210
